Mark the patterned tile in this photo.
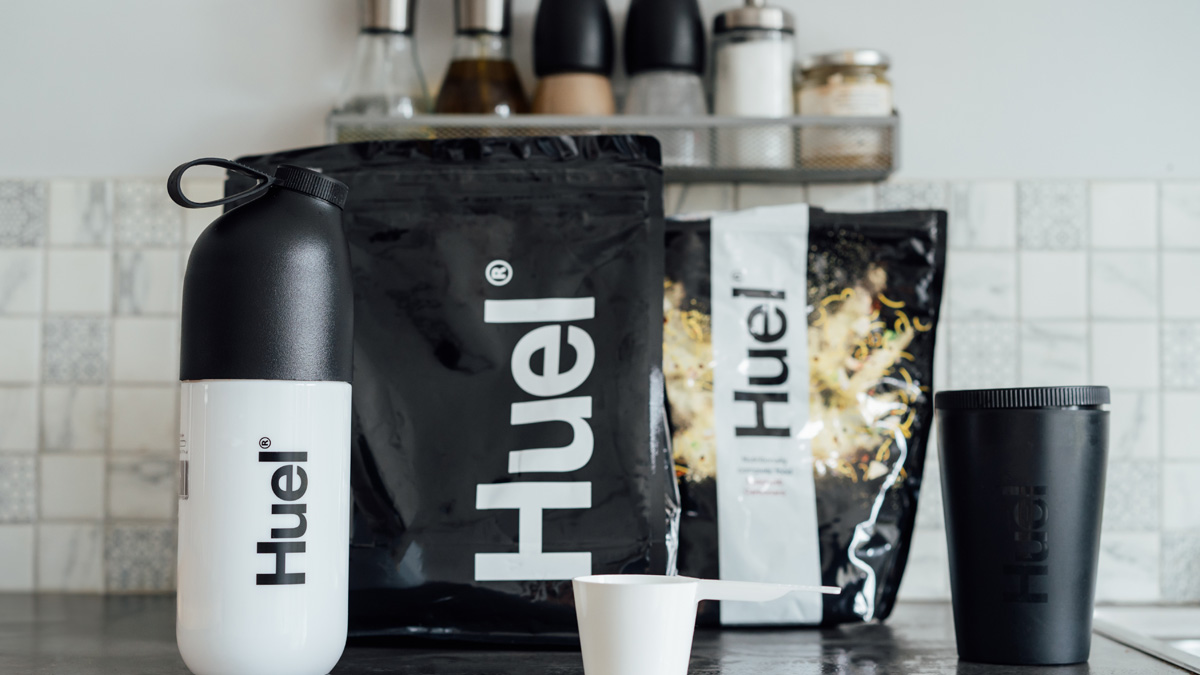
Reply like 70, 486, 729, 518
112, 179, 182, 248
48, 179, 113, 246
37, 523, 103, 592
0, 454, 36, 522
1162, 533, 1200, 602
1101, 461, 1159, 531
41, 386, 108, 452
1018, 181, 1087, 250
948, 321, 1019, 389
876, 181, 947, 210
915, 458, 944, 531
1163, 462, 1200, 531
107, 455, 175, 520
43, 316, 109, 384
105, 523, 176, 592
0, 249, 44, 314
0, 180, 47, 247
1162, 322, 1200, 390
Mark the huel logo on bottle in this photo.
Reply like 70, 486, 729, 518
474, 292, 596, 582
258, 439, 308, 586
1002, 485, 1048, 603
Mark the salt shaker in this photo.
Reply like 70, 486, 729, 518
712, 0, 796, 168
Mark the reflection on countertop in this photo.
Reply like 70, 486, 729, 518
0, 594, 1189, 674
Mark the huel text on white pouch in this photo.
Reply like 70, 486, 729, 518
168, 159, 353, 675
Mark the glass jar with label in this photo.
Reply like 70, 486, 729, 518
797, 49, 893, 169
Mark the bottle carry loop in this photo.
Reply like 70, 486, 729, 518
167, 157, 274, 209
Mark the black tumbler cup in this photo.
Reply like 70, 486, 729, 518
936, 386, 1110, 666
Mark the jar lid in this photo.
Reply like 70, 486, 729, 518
360, 0, 416, 34
714, 0, 794, 34
624, 0, 706, 76
935, 386, 1111, 411
801, 49, 890, 70
455, 0, 511, 35
534, 0, 615, 77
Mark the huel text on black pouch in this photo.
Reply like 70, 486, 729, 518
230, 136, 675, 643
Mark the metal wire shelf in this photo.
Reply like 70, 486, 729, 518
327, 113, 899, 184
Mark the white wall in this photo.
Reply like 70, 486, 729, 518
2, 0, 1198, 178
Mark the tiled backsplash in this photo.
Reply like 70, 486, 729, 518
2, 177, 1198, 602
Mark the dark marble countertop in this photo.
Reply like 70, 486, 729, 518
0, 594, 1187, 674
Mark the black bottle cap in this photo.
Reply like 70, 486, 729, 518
935, 386, 1111, 410
274, 165, 349, 209
624, 0, 706, 76
534, 0, 615, 77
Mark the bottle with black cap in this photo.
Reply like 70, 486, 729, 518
435, 0, 529, 115
167, 158, 353, 675
531, 0, 615, 115
623, 0, 710, 166
334, 0, 428, 118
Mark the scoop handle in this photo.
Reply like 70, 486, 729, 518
691, 578, 841, 603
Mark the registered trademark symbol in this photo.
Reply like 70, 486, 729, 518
259, 437, 271, 449
732, 271, 743, 282
485, 260, 513, 286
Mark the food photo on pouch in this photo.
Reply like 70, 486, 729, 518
2, 1, 1198, 674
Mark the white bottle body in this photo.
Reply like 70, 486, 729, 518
177, 380, 352, 675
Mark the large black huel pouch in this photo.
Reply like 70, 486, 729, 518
232, 136, 675, 643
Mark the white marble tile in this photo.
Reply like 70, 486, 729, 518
1109, 391, 1160, 460
1102, 461, 1158, 531
736, 184, 806, 210
948, 321, 1019, 389
933, 322, 950, 391
0, 387, 38, 452
1018, 252, 1087, 320
181, 178, 223, 251
45, 249, 112, 314
915, 459, 944, 531
1092, 322, 1159, 389
0, 318, 40, 383
0, 524, 34, 591
876, 181, 947, 210
1091, 253, 1159, 320
806, 183, 876, 212
1163, 393, 1200, 460
48, 180, 113, 246
112, 179, 182, 248
37, 523, 104, 592
946, 251, 1016, 319
896, 529, 950, 601
675, 183, 734, 215
41, 386, 108, 452
1095, 532, 1160, 603
112, 317, 179, 383
663, 184, 684, 217
1161, 182, 1200, 248
1020, 322, 1089, 387
1090, 182, 1158, 249
1162, 253, 1200, 319
1018, 181, 1087, 250
107, 455, 176, 520
1162, 533, 1200, 602
114, 249, 181, 316
110, 385, 176, 452
948, 181, 1016, 250
40, 454, 105, 521
1162, 462, 1200, 531
0, 249, 43, 314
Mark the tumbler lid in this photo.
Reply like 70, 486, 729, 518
935, 386, 1110, 410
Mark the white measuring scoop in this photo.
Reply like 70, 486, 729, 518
572, 574, 841, 675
